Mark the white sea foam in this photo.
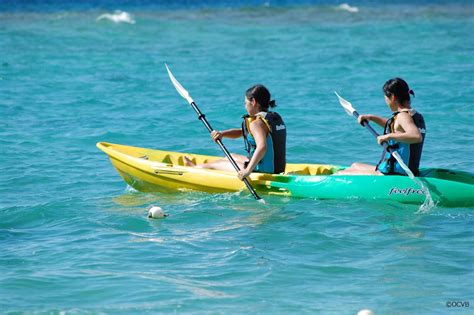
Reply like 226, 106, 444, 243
96, 11, 136, 24
337, 3, 359, 13
125, 185, 138, 193
391, 152, 436, 212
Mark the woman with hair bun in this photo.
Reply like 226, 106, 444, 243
337, 78, 426, 176
185, 84, 286, 180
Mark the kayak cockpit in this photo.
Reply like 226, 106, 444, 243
284, 164, 342, 176
98, 142, 341, 176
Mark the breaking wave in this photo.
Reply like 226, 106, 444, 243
336, 3, 359, 13
96, 10, 135, 24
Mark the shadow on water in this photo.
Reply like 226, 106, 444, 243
108, 185, 473, 218
105, 185, 297, 229
339, 199, 474, 246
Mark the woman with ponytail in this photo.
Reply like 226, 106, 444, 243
337, 78, 426, 176
185, 84, 286, 180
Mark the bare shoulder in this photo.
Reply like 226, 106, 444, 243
249, 118, 269, 132
397, 111, 415, 123
395, 111, 416, 130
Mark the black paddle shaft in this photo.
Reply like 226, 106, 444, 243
189, 102, 262, 200
352, 110, 393, 153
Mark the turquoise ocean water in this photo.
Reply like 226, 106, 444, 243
1, 1, 473, 313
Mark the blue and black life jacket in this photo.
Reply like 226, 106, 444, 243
242, 111, 286, 174
376, 109, 426, 176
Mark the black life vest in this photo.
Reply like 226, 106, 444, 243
241, 111, 286, 174
376, 110, 426, 176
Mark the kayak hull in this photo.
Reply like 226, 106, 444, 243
97, 142, 474, 207
270, 170, 474, 207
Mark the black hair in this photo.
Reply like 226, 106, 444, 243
383, 77, 415, 107
245, 84, 276, 111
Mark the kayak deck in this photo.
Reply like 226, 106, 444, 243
97, 142, 474, 207
98, 141, 340, 175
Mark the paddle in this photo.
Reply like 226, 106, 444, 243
334, 91, 415, 177
165, 64, 264, 202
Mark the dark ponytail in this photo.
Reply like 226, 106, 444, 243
383, 77, 414, 107
246, 84, 276, 111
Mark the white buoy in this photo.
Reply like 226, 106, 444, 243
358, 310, 374, 315
147, 205, 168, 219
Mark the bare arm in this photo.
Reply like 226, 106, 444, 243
358, 114, 388, 127
237, 120, 268, 179
210, 128, 242, 142
221, 128, 243, 139
377, 112, 422, 144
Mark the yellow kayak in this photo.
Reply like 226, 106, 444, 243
96, 142, 338, 195
97, 142, 474, 207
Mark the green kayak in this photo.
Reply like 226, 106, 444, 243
268, 168, 473, 207
98, 142, 474, 207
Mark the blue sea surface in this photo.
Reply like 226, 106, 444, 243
1, 1, 473, 313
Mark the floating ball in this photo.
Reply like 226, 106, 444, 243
147, 205, 168, 219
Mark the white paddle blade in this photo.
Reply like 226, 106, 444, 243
165, 64, 194, 104
334, 91, 356, 116
391, 151, 416, 178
